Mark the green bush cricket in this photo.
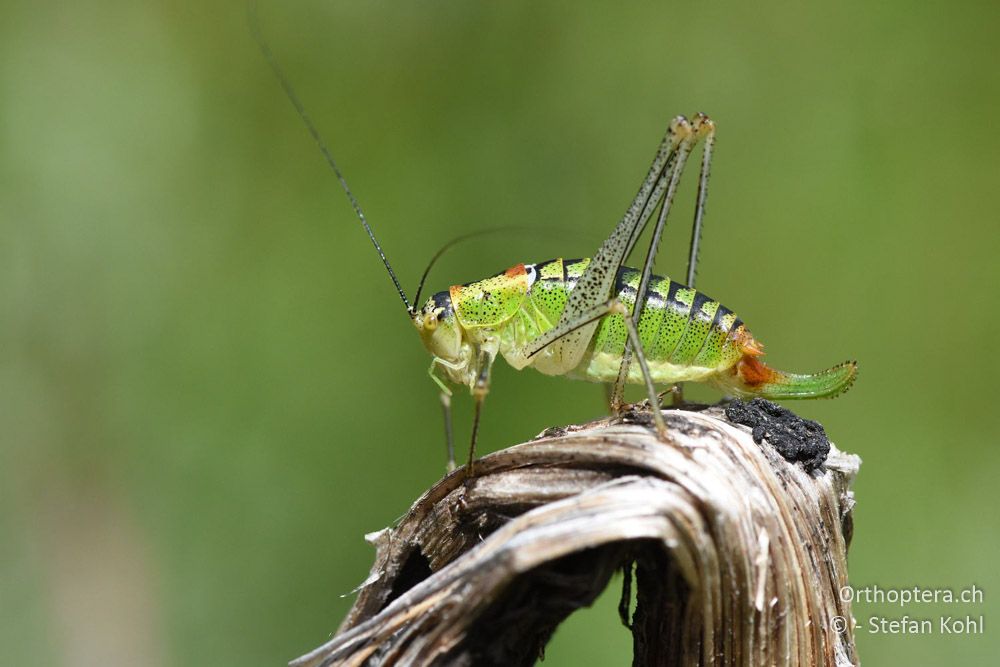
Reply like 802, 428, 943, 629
252, 10, 857, 474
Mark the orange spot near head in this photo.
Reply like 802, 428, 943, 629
736, 354, 779, 387
505, 263, 527, 278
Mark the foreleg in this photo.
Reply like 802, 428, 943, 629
428, 360, 455, 472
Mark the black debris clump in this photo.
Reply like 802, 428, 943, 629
724, 398, 831, 472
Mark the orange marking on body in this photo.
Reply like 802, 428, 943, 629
737, 354, 779, 387
732, 325, 765, 357
505, 263, 527, 278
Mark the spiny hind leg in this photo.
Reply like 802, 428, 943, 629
523, 115, 694, 367
520, 115, 708, 437
684, 113, 716, 289
673, 113, 716, 407
610, 116, 704, 411
611, 114, 717, 414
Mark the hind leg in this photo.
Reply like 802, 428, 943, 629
520, 298, 667, 437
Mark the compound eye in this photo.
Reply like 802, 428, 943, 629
424, 311, 438, 331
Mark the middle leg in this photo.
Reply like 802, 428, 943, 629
465, 348, 492, 479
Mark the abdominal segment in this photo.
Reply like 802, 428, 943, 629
509, 258, 748, 384
493, 257, 855, 399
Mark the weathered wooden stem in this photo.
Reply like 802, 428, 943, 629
293, 406, 860, 667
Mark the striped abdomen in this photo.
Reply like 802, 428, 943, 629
516, 258, 751, 385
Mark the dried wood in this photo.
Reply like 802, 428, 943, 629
292, 405, 860, 667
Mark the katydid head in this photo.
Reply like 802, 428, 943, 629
408, 230, 528, 382
412, 290, 469, 378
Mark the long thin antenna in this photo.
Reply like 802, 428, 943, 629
248, 1, 412, 313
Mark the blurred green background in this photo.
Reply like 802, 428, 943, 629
3, 0, 998, 664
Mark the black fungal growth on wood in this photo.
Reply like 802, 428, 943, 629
293, 406, 860, 667
725, 397, 832, 472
